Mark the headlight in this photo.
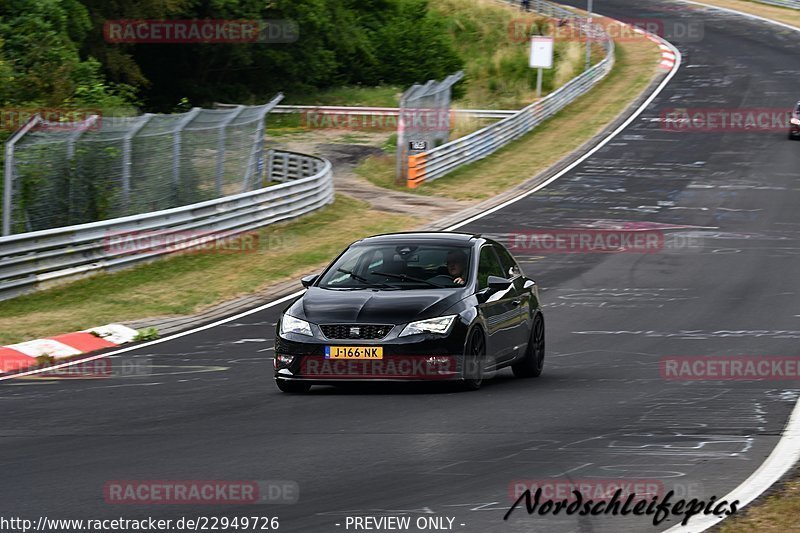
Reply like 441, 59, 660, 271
281, 314, 312, 336
791, 118, 800, 125
399, 315, 457, 337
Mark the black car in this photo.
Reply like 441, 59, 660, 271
274, 232, 544, 392
790, 101, 800, 139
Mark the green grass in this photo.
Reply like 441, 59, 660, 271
0, 195, 417, 345
274, 1, 587, 116
720, 477, 800, 532
431, 0, 587, 109
284, 85, 404, 108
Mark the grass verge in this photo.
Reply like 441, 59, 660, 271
0, 195, 417, 345
689, 0, 800, 27
358, 19, 662, 200
719, 477, 800, 532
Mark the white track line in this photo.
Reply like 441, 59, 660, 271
0, 291, 304, 381
658, 4, 800, 531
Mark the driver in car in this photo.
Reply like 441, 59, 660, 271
446, 250, 467, 285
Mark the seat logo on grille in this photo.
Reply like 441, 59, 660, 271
349, 327, 361, 338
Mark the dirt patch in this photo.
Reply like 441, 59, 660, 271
269, 133, 471, 220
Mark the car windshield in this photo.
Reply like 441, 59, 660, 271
318, 243, 472, 290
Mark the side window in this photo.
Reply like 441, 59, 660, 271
494, 245, 522, 279
477, 246, 504, 290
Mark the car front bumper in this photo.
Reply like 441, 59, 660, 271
274, 331, 470, 382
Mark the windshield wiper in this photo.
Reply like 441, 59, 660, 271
370, 270, 445, 288
336, 268, 398, 289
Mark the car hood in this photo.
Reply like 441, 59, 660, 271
287, 287, 467, 325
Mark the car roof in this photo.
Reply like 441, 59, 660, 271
354, 231, 481, 245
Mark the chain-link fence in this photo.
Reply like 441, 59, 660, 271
395, 72, 464, 184
2, 95, 283, 236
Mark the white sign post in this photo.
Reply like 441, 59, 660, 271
529, 36, 554, 99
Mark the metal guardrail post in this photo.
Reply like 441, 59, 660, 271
3, 115, 41, 236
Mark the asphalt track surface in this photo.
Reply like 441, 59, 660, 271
3, 1, 800, 532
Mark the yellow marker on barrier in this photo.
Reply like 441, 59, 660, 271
407, 154, 427, 189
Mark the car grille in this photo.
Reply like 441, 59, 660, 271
320, 324, 393, 340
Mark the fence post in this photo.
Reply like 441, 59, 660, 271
215, 105, 245, 195
122, 114, 153, 211
3, 115, 41, 236
171, 108, 201, 203
65, 115, 98, 227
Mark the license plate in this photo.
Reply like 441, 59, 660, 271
325, 346, 383, 360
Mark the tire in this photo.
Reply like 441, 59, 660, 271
276, 379, 311, 393
513, 315, 545, 378
462, 328, 486, 391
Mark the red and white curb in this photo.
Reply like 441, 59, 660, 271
632, 27, 677, 70
0, 324, 138, 374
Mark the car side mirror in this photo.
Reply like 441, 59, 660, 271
487, 276, 512, 291
301, 274, 318, 288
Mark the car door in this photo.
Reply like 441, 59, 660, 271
476, 245, 518, 367
493, 243, 530, 359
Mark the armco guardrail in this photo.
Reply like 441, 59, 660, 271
0, 151, 333, 301
406, 1, 615, 187
754, 0, 800, 8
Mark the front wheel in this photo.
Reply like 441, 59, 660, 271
513, 315, 545, 378
275, 379, 311, 393
462, 328, 486, 391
